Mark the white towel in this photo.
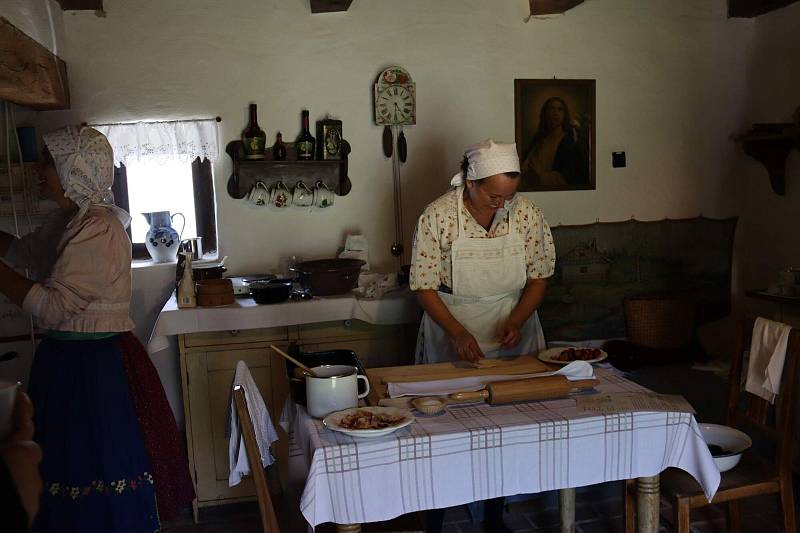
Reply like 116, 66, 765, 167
228, 361, 279, 487
745, 318, 792, 404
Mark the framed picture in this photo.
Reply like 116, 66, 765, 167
514, 79, 596, 191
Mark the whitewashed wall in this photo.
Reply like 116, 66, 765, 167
18, 0, 766, 419
736, 2, 800, 299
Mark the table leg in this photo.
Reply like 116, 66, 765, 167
636, 475, 660, 533
559, 488, 576, 533
335, 524, 361, 533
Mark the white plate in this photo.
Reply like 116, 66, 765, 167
323, 406, 414, 438
538, 347, 608, 365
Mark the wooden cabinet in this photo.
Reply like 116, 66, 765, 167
178, 319, 415, 520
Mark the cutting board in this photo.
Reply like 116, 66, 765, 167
365, 355, 553, 406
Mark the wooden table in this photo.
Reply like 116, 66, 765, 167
285, 368, 718, 533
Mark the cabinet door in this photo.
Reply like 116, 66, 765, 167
185, 346, 283, 503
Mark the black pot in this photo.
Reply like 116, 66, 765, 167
250, 279, 292, 304
289, 258, 365, 296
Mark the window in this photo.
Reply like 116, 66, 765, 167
112, 158, 217, 260
94, 118, 220, 261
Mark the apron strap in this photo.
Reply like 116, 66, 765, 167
456, 186, 465, 239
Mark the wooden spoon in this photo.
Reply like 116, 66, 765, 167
269, 344, 318, 377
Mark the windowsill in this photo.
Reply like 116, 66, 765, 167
131, 252, 220, 269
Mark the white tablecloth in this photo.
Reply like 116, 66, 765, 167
282, 368, 720, 527
147, 290, 420, 353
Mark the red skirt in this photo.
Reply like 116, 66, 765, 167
119, 332, 195, 521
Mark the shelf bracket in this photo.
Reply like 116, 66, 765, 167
737, 123, 800, 196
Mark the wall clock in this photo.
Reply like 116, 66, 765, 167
374, 66, 416, 261
374, 66, 416, 126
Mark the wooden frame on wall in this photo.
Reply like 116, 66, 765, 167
514, 79, 596, 192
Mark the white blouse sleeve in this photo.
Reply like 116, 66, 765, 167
22, 215, 125, 328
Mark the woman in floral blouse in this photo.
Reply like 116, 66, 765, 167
409, 139, 556, 364
410, 139, 556, 533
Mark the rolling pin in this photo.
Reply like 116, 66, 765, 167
448, 375, 596, 404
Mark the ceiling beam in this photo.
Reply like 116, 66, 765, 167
55, 0, 103, 10
310, 0, 353, 14
0, 17, 70, 110
729, 0, 799, 17
529, 0, 585, 15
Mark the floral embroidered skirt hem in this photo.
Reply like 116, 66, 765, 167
29, 336, 160, 533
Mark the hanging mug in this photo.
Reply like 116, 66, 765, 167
270, 181, 291, 208
292, 181, 313, 207
313, 181, 334, 208
248, 181, 269, 206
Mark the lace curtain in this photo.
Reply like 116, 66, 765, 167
91, 119, 219, 167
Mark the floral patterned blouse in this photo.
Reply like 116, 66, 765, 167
409, 188, 556, 291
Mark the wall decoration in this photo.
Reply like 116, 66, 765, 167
514, 78, 595, 191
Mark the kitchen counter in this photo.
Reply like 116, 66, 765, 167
147, 288, 420, 353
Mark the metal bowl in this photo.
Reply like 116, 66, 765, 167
699, 423, 752, 472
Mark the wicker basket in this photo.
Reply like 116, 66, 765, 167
623, 294, 698, 349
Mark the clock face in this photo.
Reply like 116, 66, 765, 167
375, 85, 415, 125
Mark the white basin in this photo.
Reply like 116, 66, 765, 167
699, 423, 752, 473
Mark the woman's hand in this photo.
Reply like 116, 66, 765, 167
1, 390, 43, 527
496, 318, 522, 350
449, 329, 484, 363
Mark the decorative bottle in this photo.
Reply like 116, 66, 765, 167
295, 110, 315, 160
242, 103, 266, 160
272, 132, 287, 161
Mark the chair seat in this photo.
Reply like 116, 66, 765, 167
659, 452, 780, 504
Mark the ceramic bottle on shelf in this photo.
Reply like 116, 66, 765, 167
143, 211, 185, 263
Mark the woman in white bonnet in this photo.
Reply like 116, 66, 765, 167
409, 139, 556, 532
0, 126, 192, 531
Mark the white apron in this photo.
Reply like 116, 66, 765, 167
416, 188, 546, 363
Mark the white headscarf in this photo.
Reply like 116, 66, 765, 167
450, 139, 521, 187
42, 126, 131, 228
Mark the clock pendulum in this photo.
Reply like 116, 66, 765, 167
382, 125, 393, 158
397, 127, 407, 163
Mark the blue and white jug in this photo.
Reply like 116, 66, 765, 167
142, 211, 185, 263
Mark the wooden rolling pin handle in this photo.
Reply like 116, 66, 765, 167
486, 375, 596, 404
449, 389, 489, 402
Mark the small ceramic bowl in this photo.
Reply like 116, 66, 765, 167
699, 423, 752, 472
411, 396, 447, 416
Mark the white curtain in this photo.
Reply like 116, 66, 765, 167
91, 119, 219, 167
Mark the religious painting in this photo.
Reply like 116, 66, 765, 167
514, 79, 596, 191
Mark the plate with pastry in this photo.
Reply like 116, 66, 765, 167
537, 346, 608, 366
323, 406, 414, 438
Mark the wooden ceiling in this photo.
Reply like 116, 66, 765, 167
55, 0, 103, 10
729, 0, 800, 17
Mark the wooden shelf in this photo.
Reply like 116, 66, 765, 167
225, 140, 351, 200
737, 123, 800, 196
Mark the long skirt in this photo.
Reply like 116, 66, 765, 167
29, 336, 160, 533
119, 332, 195, 521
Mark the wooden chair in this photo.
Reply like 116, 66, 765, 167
233, 384, 281, 532
625, 318, 799, 533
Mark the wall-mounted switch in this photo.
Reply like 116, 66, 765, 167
612, 151, 626, 168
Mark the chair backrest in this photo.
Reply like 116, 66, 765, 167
233, 385, 281, 533
726, 317, 800, 472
